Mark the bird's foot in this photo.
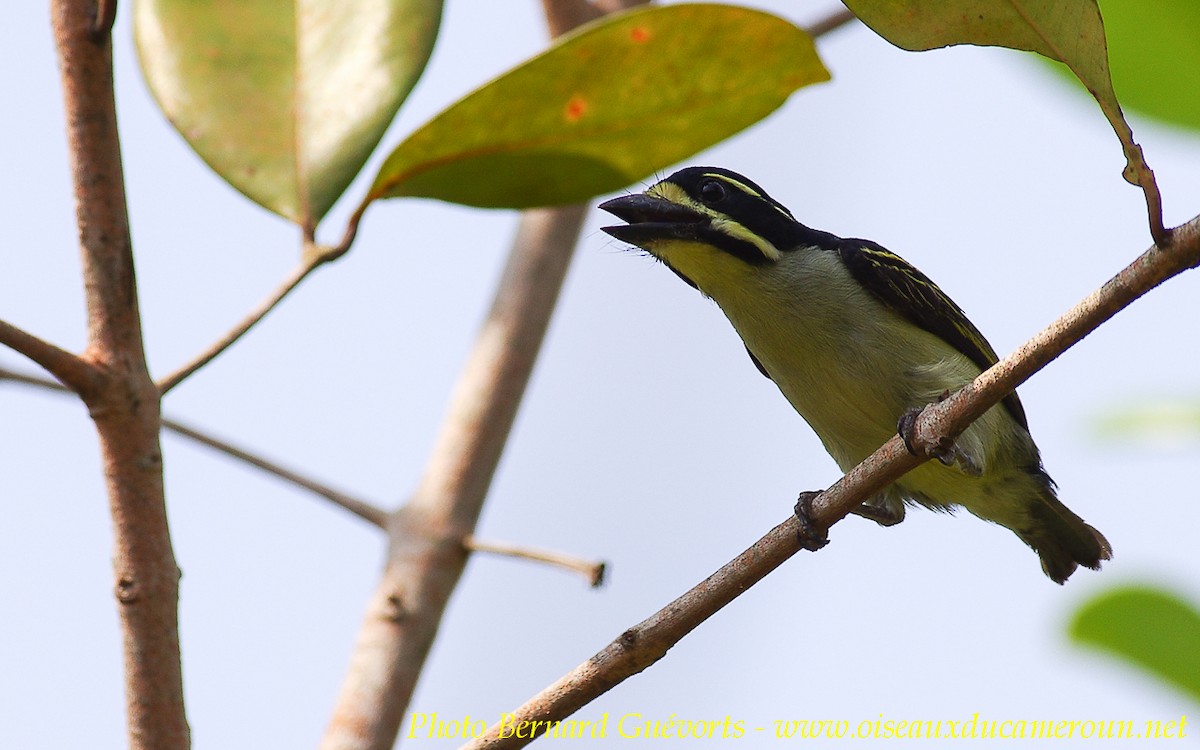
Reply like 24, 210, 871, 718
794, 491, 829, 551
852, 500, 905, 527
897, 407, 982, 476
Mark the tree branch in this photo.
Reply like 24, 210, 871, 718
52, 0, 189, 748
159, 418, 388, 527
463, 535, 606, 588
319, 201, 591, 750
315, 4, 859, 748
0, 319, 102, 396
540, 0, 603, 33
806, 6, 857, 38
0, 364, 388, 527
457, 214, 1200, 750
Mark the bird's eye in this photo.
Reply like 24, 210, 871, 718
699, 179, 726, 204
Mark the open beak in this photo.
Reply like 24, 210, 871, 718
599, 194, 708, 246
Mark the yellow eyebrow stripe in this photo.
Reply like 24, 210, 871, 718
701, 172, 795, 222
701, 172, 761, 198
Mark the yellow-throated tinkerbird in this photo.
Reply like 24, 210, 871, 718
600, 166, 1110, 583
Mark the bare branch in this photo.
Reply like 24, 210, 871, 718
461, 518, 804, 750
458, 214, 1200, 750
464, 535, 606, 588
540, 0, 603, 34
320, 202, 590, 750
0, 364, 71, 393
52, 0, 188, 747
0, 364, 388, 527
156, 242, 346, 395
160, 418, 389, 527
806, 6, 857, 38
895, 213, 1200, 489
0, 319, 102, 396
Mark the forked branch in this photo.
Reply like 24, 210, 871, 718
52, 0, 188, 747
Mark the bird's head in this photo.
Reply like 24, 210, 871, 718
600, 167, 811, 291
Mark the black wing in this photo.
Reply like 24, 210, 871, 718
837, 240, 1029, 430
745, 345, 771, 380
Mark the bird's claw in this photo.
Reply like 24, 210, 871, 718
794, 491, 829, 551
897, 407, 981, 476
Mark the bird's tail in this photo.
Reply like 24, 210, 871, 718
1017, 474, 1112, 584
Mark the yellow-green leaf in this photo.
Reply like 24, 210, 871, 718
1070, 586, 1200, 704
367, 4, 829, 209
135, 0, 442, 228
1074, 0, 1200, 132
843, 0, 1163, 238
843, 0, 1105, 61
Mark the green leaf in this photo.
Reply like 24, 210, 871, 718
842, 1, 1156, 225
1089, 0, 1200, 132
1070, 585, 1200, 704
367, 4, 829, 209
135, 0, 443, 228
842, 0, 1106, 61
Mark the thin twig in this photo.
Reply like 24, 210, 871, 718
806, 6, 857, 38
458, 213, 1200, 750
159, 419, 389, 527
0, 364, 68, 392
0, 364, 388, 527
464, 535, 606, 588
156, 244, 342, 394
541, 0, 603, 33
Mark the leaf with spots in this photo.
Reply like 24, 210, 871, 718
365, 4, 829, 209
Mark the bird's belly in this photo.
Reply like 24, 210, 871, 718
724, 297, 982, 474
758, 329, 913, 471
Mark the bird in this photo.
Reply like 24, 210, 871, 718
599, 166, 1110, 583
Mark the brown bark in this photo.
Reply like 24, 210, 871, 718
51, 1, 189, 748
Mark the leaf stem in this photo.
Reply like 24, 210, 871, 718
156, 243, 345, 395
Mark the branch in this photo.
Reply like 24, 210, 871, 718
458, 214, 1200, 750
540, 0, 603, 32
157, 243, 346, 394
0, 364, 67, 392
0, 319, 102, 396
52, 0, 189, 747
0, 364, 388, 527
464, 535, 606, 588
319, 201, 592, 750
806, 6, 857, 38
159, 418, 388, 527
